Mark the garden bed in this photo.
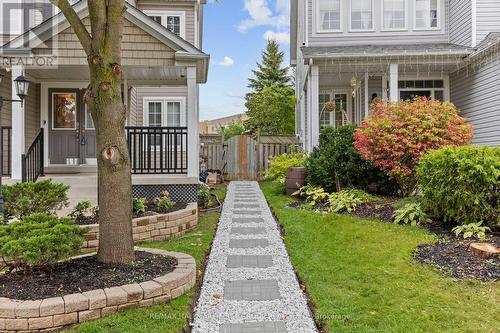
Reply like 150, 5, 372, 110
0, 248, 196, 332
0, 251, 177, 300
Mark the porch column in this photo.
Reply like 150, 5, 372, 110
382, 73, 388, 105
364, 72, 369, 118
186, 66, 199, 178
389, 64, 399, 102
11, 66, 24, 180
310, 65, 320, 148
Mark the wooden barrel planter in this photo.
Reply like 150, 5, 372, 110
285, 167, 307, 195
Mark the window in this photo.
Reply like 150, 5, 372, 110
351, 0, 373, 30
383, 0, 406, 30
415, 0, 439, 29
144, 97, 186, 127
398, 80, 445, 101
319, 93, 349, 128
145, 11, 185, 38
318, 0, 341, 32
166, 102, 181, 127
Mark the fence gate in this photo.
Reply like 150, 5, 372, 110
225, 135, 258, 180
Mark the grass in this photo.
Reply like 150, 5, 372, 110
65, 184, 226, 333
260, 181, 500, 333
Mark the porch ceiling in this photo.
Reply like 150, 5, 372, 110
26, 65, 188, 86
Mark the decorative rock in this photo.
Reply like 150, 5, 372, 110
39, 298, 64, 316
469, 243, 500, 259
82, 290, 106, 310
63, 294, 89, 313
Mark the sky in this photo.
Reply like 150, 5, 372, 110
199, 0, 291, 121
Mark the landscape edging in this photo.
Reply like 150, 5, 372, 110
0, 247, 196, 332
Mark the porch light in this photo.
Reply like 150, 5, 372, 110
14, 74, 30, 103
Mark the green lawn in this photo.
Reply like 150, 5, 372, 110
65, 184, 226, 333
260, 181, 500, 333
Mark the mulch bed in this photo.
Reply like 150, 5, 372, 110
285, 195, 500, 281
76, 202, 189, 225
0, 251, 177, 300
415, 241, 500, 281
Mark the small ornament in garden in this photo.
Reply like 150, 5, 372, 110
324, 100, 336, 113
469, 243, 500, 260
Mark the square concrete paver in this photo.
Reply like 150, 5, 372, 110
226, 255, 274, 268
219, 321, 287, 333
234, 204, 261, 209
232, 217, 265, 224
229, 239, 269, 249
224, 280, 280, 301
231, 227, 267, 235
232, 210, 261, 215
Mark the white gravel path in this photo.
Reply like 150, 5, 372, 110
191, 181, 318, 333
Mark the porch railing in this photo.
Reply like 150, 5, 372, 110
22, 128, 44, 182
126, 127, 188, 175
1, 126, 12, 176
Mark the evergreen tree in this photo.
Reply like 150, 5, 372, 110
247, 40, 290, 92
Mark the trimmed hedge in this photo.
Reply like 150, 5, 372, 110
417, 146, 500, 228
307, 125, 398, 194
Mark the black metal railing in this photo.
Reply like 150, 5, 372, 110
1, 126, 12, 176
22, 128, 44, 182
126, 126, 188, 174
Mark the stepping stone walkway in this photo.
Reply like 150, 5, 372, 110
192, 181, 317, 333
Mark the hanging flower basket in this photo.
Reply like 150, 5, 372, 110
325, 100, 336, 112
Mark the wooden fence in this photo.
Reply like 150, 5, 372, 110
200, 134, 299, 181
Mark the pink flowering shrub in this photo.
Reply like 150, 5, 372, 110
354, 98, 473, 195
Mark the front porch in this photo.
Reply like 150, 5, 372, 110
299, 43, 472, 151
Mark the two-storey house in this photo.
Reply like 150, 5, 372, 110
291, 0, 500, 151
0, 0, 209, 203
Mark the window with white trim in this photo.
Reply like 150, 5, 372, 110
144, 97, 186, 127
318, 0, 341, 32
144, 10, 185, 38
415, 0, 439, 29
383, 0, 406, 30
351, 0, 373, 30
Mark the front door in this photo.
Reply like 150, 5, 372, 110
48, 89, 96, 165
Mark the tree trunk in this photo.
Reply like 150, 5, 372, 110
52, 0, 135, 263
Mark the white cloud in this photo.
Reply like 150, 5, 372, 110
216, 56, 235, 67
263, 30, 290, 44
238, 0, 289, 32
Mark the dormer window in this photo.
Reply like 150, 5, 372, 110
317, 0, 342, 32
144, 10, 186, 38
415, 0, 440, 29
350, 0, 373, 31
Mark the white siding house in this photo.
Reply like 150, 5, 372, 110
291, 0, 500, 150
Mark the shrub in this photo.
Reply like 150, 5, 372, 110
69, 200, 93, 220
452, 222, 491, 240
132, 197, 146, 215
354, 98, 472, 195
293, 185, 329, 207
307, 125, 397, 194
198, 183, 212, 209
265, 151, 307, 184
155, 191, 174, 212
392, 203, 431, 226
3, 180, 70, 218
417, 146, 500, 228
328, 191, 363, 213
0, 214, 87, 270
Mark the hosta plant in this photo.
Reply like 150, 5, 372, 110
392, 203, 431, 226
452, 222, 491, 241
132, 197, 147, 215
292, 185, 329, 207
328, 191, 363, 213
155, 191, 175, 212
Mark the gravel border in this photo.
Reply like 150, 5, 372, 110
192, 182, 318, 333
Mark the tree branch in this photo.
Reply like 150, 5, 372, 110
106, 0, 126, 62
50, 0, 92, 56
88, 0, 107, 51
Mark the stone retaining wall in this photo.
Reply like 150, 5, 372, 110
82, 203, 198, 253
0, 248, 196, 332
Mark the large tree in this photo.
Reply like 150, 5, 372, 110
51, 0, 134, 263
247, 40, 290, 92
